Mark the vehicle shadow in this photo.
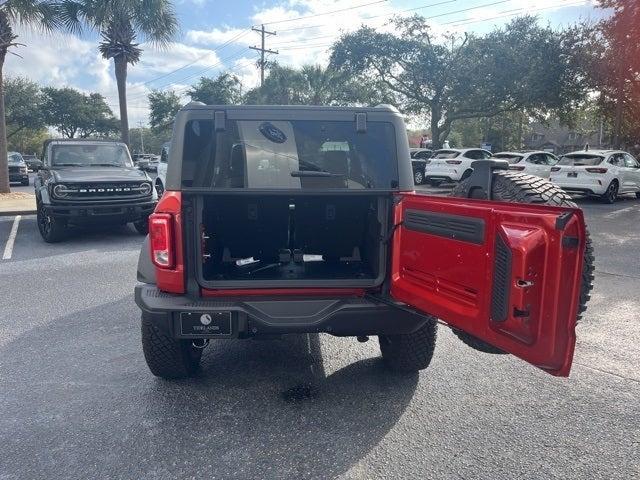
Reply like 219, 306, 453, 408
0, 297, 418, 479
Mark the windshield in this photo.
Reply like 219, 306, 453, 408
181, 119, 398, 190
7, 153, 24, 164
50, 144, 132, 167
493, 153, 524, 164
432, 150, 460, 159
558, 154, 604, 166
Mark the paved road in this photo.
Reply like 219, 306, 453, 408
0, 191, 639, 479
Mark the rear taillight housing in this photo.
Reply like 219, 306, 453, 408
149, 213, 174, 268
509, 165, 526, 171
551, 167, 561, 172
446, 160, 462, 165
586, 167, 608, 174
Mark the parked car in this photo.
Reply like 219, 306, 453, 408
22, 154, 43, 172
549, 149, 640, 203
410, 148, 433, 159
424, 148, 493, 184
145, 155, 160, 173
492, 151, 558, 178
154, 142, 170, 197
134, 104, 593, 380
7, 152, 29, 185
34, 139, 157, 242
409, 148, 433, 185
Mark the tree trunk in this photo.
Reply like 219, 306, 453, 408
613, 74, 624, 149
0, 49, 10, 193
114, 56, 130, 147
430, 103, 442, 149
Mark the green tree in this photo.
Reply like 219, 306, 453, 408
8, 127, 49, 156
42, 87, 119, 138
148, 89, 181, 133
63, 0, 178, 146
589, 1, 640, 147
4, 77, 45, 139
129, 126, 166, 155
187, 73, 243, 105
331, 16, 587, 148
243, 63, 391, 106
0, 1, 66, 193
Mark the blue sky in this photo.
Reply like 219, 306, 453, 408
6, 0, 608, 126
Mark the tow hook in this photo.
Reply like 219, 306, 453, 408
192, 339, 209, 349
357, 336, 369, 343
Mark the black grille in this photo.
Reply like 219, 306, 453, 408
491, 234, 511, 322
55, 182, 151, 200
8, 166, 21, 173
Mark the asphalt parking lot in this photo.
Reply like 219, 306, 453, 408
0, 188, 639, 479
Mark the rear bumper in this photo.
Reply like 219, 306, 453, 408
44, 200, 156, 223
550, 178, 607, 195
135, 284, 428, 338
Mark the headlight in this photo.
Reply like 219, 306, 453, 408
140, 182, 152, 195
53, 184, 69, 198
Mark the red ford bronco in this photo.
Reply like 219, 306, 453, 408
135, 104, 594, 379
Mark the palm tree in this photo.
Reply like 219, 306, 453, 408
0, 1, 61, 193
63, 0, 178, 146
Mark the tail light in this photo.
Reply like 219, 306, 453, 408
446, 160, 462, 164
150, 191, 184, 294
149, 213, 174, 268
509, 165, 526, 171
585, 168, 608, 174
551, 167, 561, 172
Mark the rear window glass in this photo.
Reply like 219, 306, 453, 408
493, 154, 523, 164
181, 119, 398, 190
558, 155, 604, 166
432, 150, 460, 159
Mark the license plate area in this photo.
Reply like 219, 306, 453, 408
567, 172, 578, 177
179, 311, 232, 337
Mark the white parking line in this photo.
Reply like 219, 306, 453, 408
2, 215, 21, 260
604, 206, 637, 219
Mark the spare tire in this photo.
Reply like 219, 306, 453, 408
450, 171, 595, 354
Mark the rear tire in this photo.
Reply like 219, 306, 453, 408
379, 317, 438, 372
601, 180, 618, 204
450, 171, 595, 354
155, 180, 164, 197
414, 170, 424, 185
141, 316, 203, 379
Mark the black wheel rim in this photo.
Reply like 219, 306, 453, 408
608, 183, 618, 201
415, 172, 423, 184
37, 205, 51, 236
156, 183, 164, 197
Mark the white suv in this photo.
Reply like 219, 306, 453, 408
424, 148, 493, 184
493, 151, 558, 178
550, 149, 640, 203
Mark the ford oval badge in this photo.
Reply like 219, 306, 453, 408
259, 122, 287, 144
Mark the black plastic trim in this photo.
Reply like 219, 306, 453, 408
135, 284, 427, 337
403, 209, 485, 245
491, 233, 512, 322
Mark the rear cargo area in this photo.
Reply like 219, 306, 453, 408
196, 194, 389, 287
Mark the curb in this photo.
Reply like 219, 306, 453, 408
0, 210, 37, 217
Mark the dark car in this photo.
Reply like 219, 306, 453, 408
22, 154, 43, 172
35, 139, 157, 242
409, 148, 433, 185
134, 103, 593, 380
7, 152, 29, 185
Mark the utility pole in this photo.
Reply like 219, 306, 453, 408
250, 24, 278, 86
138, 121, 145, 154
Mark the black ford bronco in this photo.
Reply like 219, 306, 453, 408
35, 139, 157, 242
135, 104, 594, 379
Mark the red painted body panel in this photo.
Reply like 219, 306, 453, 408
151, 191, 185, 294
390, 193, 585, 377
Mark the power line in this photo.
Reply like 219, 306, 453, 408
261, 0, 389, 26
